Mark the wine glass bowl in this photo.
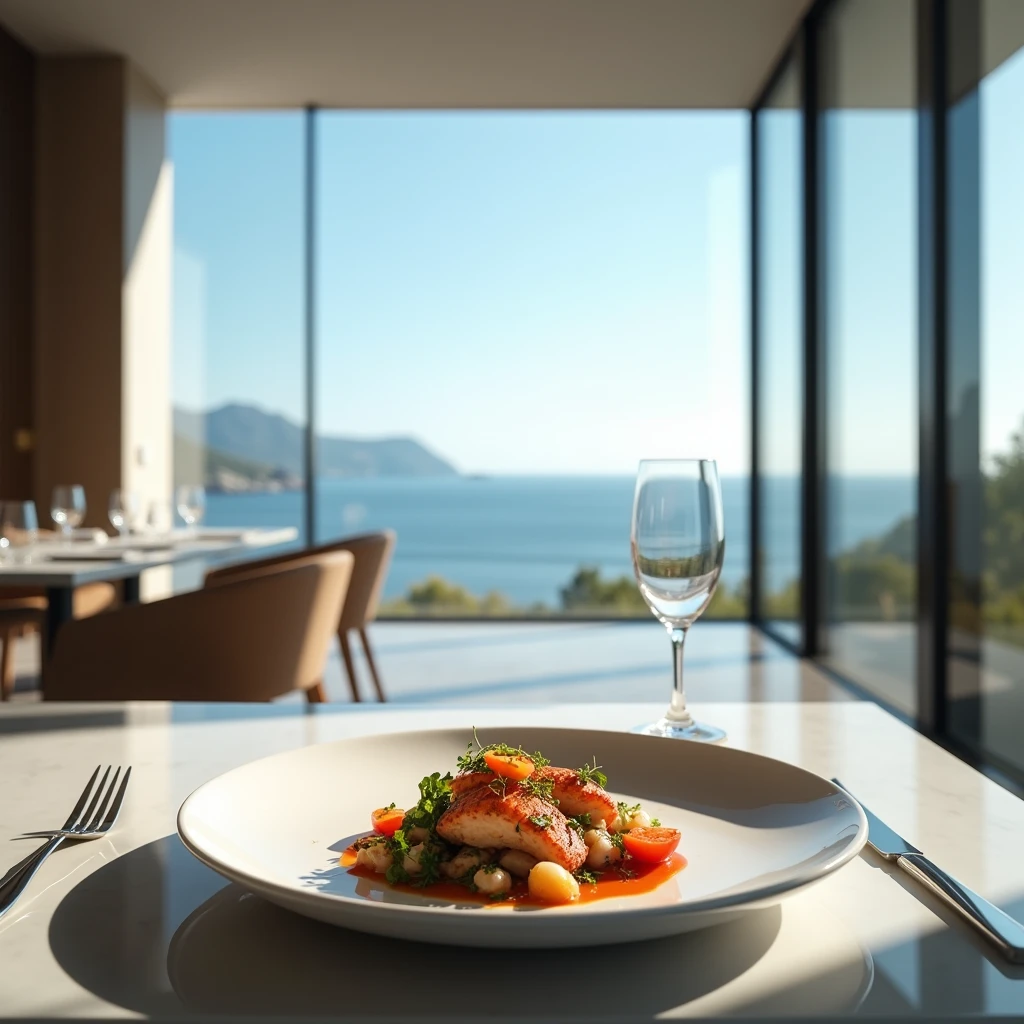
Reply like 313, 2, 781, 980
0, 501, 39, 563
175, 485, 206, 531
631, 459, 726, 742
51, 485, 86, 542
108, 489, 138, 537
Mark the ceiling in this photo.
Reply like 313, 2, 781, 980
0, 0, 811, 109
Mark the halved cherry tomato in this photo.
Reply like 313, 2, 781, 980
371, 806, 405, 837
621, 826, 681, 864
483, 751, 535, 781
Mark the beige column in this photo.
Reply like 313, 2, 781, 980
34, 57, 172, 543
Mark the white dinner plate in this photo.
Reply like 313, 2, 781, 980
177, 727, 867, 948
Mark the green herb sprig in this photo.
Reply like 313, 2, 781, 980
576, 758, 608, 789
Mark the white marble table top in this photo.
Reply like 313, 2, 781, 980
0, 527, 298, 586
0, 699, 1022, 1021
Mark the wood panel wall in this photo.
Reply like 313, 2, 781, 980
0, 26, 34, 500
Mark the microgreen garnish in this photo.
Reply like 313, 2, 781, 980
608, 830, 626, 852
574, 868, 598, 885
480, 861, 501, 874
488, 776, 510, 796
651, 817, 662, 827
617, 866, 637, 880
526, 814, 553, 830
566, 813, 592, 837
455, 727, 551, 775
616, 801, 642, 825
520, 775, 556, 803
577, 758, 608, 789
490, 891, 511, 901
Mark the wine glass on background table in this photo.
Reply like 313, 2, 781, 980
175, 485, 206, 533
631, 459, 726, 742
51, 485, 86, 544
0, 501, 38, 562
108, 489, 137, 538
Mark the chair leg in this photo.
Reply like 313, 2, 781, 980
338, 630, 362, 702
359, 627, 386, 702
305, 681, 327, 704
1, 628, 14, 701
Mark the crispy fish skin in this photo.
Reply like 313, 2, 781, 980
436, 785, 586, 871
450, 771, 493, 798
535, 766, 617, 825
450, 765, 617, 826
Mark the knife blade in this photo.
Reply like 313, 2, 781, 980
832, 778, 1024, 964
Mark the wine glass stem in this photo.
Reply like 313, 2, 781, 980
666, 626, 693, 725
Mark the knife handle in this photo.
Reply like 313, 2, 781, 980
898, 852, 1024, 963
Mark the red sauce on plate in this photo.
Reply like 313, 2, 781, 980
340, 843, 687, 907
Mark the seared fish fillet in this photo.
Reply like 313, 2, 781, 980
535, 766, 617, 825
436, 785, 586, 871
450, 765, 617, 825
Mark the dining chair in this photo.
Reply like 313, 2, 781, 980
44, 552, 353, 702
0, 583, 118, 700
204, 530, 396, 702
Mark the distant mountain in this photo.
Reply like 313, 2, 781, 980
174, 403, 459, 482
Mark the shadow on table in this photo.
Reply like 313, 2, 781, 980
49, 835, 872, 1020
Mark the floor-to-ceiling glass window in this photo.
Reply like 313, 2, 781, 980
819, 0, 918, 714
169, 113, 307, 541
314, 112, 750, 618
947, 5, 1024, 773
755, 51, 804, 645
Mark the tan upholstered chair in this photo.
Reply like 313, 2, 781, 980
204, 530, 395, 702
0, 604, 44, 699
0, 583, 118, 699
45, 552, 353, 702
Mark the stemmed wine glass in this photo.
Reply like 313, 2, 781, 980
175, 485, 206, 532
108, 489, 137, 538
0, 501, 38, 563
51, 485, 86, 544
631, 459, 726, 742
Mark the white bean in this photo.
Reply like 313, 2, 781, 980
474, 866, 512, 895
403, 842, 427, 875
355, 842, 392, 874
499, 849, 538, 878
585, 831, 623, 870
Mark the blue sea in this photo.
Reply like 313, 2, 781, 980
203, 476, 916, 607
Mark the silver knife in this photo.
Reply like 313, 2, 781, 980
832, 778, 1024, 963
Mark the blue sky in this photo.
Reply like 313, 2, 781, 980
169, 90, 1022, 477
170, 111, 748, 475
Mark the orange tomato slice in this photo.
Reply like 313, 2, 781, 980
371, 807, 405, 836
483, 751, 535, 781
621, 826, 681, 864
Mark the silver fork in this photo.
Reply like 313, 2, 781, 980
0, 765, 131, 918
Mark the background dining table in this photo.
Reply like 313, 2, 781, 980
0, 698, 1023, 1021
0, 527, 298, 655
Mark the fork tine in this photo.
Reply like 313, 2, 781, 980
84, 767, 121, 832
60, 766, 101, 831
96, 766, 131, 832
75, 765, 111, 831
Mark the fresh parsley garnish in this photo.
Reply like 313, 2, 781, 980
566, 813, 592, 837
577, 758, 608, 789
525, 814, 553, 829
402, 772, 453, 833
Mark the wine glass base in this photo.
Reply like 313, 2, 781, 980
631, 719, 727, 743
